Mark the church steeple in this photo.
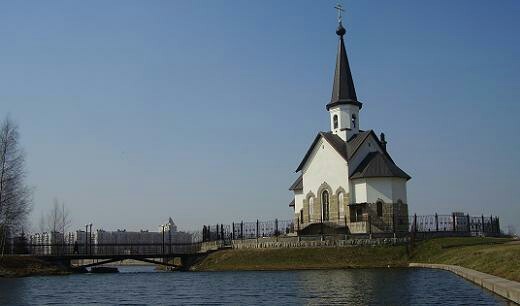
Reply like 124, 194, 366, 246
327, 6, 362, 140
326, 21, 362, 111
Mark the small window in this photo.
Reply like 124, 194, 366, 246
333, 115, 338, 129
309, 197, 314, 222
338, 192, 344, 217
376, 201, 383, 217
351, 114, 357, 128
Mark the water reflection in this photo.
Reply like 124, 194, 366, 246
0, 268, 510, 305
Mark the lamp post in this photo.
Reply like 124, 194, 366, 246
85, 224, 89, 255
161, 225, 165, 255
89, 223, 93, 256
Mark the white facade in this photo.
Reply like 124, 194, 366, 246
352, 177, 407, 204
300, 138, 349, 205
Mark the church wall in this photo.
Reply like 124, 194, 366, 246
391, 178, 408, 203
352, 177, 408, 205
294, 191, 304, 213
302, 138, 349, 201
366, 178, 393, 203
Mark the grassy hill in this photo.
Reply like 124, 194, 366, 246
191, 246, 409, 271
191, 237, 520, 282
410, 237, 520, 282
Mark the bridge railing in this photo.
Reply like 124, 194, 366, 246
25, 242, 203, 257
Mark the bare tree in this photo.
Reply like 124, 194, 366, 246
0, 117, 32, 255
45, 198, 72, 246
47, 198, 62, 234
38, 211, 46, 234
60, 200, 71, 240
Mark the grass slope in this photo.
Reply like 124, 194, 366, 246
0, 256, 71, 277
192, 237, 520, 283
411, 237, 520, 282
191, 246, 409, 271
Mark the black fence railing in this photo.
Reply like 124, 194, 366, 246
202, 219, 294, 243
409, 213, 500, 234
2, 213, 502, 256
12, 242, 203, 256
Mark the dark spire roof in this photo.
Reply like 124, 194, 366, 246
326, 22, 362, 111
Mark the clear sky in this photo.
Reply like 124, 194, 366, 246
1, 1, 519, 233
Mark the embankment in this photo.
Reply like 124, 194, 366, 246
0, 256, 73, 277
189, 245, 409, 271
190, 237, 519, 282
410, 237, 520, 282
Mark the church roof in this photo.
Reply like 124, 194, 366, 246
289, 174, 303, 191
350, 151, 411, 180
289, 199, 295, 208
346, 130, 372, 159
326, 22, 362, 111
295, 130, 382, 172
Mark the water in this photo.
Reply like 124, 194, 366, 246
0, 267, 511, 305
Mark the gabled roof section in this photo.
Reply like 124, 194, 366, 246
295, 132, 348, 172
350, 151, 411, 180
289, 174, 303, 191
346, 130, 372, 159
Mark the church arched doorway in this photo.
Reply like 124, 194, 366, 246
322, 190, 330, 221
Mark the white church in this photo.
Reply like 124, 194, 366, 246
289, 19, 411, 235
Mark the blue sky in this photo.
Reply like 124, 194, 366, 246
1, 1, 519, 233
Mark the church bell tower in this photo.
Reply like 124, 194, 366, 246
326, 9, 362, 141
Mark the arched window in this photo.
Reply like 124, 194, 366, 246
376, 201, 383, 217
333, 115, 338, 129
351, 114, 357, 128
338, 192, 344, 219
322, 190, 330, 221
308, 198, 314, 222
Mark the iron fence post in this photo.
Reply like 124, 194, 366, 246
452, 213, 456, 232
435, 213, 439, 232
344, 215, 348, 238
392, 209, 396, 235
275, 219, 279, 236
256, 219, 259, 240
414, 214, 417, 233
240, 221, 243, 240
368, 215, 372, 238
232, 223, 235, 240
496, 217, 500, 234
481, 214, 485, 233
490, 215, 493, 233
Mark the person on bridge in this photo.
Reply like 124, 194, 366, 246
73, 241, 79, 254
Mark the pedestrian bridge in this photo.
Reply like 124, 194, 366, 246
28, 241, 223, 269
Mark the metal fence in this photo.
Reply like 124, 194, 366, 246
409, 213, 500, 234
201, 219, 294, 243
2, 213, 503, 255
